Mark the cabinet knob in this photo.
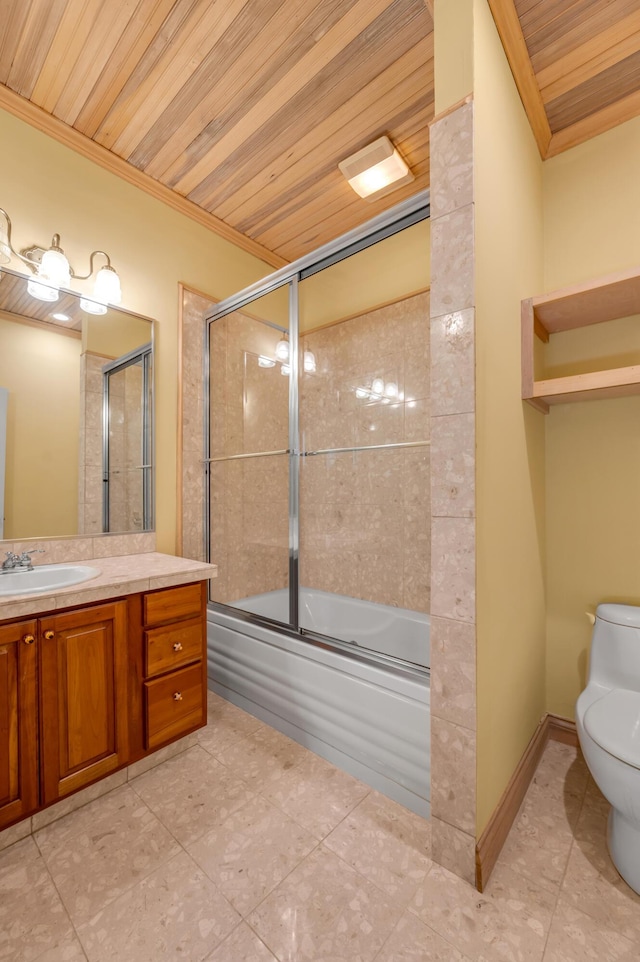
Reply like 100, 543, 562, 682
172, 642, 183, 652
173, 691, 183, 702
22, 634, 35, 645
43, 630, 55, 640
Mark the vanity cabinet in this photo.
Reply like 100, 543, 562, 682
39, 602, 129, 805
0, 620, 38, 830
0, 579, 208, 830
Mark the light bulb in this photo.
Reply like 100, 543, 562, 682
80, 297, 108, 315
27, 276, 58, 301
93, 265, 121, 305
371, 377, 384, 395
40, 248, 71, 287
384, 381, 398, 398
355, 387, 368, 399
281, 364, 290, 376
303, 350, 316, 373
275, 338, 289, 362
258, 355, 276, 368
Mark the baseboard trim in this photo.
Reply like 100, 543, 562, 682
475, 712, 577, 891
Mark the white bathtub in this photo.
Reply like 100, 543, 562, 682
207, 588, 430, 816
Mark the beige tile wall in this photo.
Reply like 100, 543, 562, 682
299, 293, 430, 612
428, 99, 477, 884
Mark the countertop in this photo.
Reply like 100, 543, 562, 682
0, 552, 217, 621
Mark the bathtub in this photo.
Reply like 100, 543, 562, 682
207, 588, 430, 817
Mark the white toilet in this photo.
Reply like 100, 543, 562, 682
576, 603, 640, 894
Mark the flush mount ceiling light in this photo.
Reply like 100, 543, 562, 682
338, 136, 414, 201
0, 206, 122, 309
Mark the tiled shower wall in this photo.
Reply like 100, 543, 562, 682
193, 292, 430, 613
78, 352, 108, 535
299, 292, 430, 612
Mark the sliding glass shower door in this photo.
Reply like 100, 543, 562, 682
207, 285, 294, 627
206, 200, 430, 669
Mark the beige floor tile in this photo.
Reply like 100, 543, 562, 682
186, 794, 317, 916
247, 845, 403, 962
521, 748, 589, 831
573, 778, 610, 841
35, 936, 88, 961
542, 900, 639, 961
324, 790, 432, 905
483, 862, 558, 916
76, 850, 240, 962
0, 837, 76, 962
130, 745, 255, 846
34, 784, 181, 926
204, 922, 279, 961
199, 694, 264, 757
494, 806, 574, 893
376, 911, 472, 961
263, 752, 370, 839
213, 725, 309, 792
560, 833, 640, 941
409, 864, 549, 962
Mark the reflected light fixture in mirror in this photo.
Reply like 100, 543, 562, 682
338, 136, 414, 202
0, 206, 122, 310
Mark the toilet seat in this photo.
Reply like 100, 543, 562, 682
584, 689, 640, 770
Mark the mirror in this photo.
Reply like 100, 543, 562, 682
0, 266, 154, 541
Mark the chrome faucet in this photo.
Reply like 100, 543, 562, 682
1, 549, 45, 572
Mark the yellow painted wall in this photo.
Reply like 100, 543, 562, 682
0, 108, 273, 552
543, 116, 640, 719
0, 315, 80, 538
84, 309, 153, 359
434, 0, 474, 114
473, 0, 546, 833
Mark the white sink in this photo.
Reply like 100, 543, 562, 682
0, 564, 101, 596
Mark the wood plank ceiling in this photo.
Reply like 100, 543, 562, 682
488, 0, 640, 158
1, 1, 638, 266
0, 0, 433, 266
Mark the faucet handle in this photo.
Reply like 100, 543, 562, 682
18, 549, 45, 565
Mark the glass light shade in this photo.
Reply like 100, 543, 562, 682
275, 338, 289, 362
40, 248, 71, 287
384, 381, 398, 398
258, 355, 276, 368
281, 364, 290, 377
303, 350, 316, 373
0, 213, 10, 265
80, 297, 108, 315
371, 377, 384, 395
27, 276, 59, 301
355, 387, 368, 399
93, 265, 121, 305
346, 151, 413, 199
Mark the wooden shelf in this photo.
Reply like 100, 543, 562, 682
522, 266, 640, 413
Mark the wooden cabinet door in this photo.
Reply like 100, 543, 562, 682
0, 620, 38, 828
40, 602, 129, 805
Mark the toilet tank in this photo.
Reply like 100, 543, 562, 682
588, 604, 640, 691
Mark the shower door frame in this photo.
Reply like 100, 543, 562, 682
204, 190, 431, 677
102, 342, 154, 533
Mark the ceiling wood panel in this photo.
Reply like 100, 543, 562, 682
2, 0, 640, 264
491, 0, 640, 159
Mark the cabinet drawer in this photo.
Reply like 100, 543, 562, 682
144, 663, 203, 749
143, 584, 202, 627
144, 618, 203, 678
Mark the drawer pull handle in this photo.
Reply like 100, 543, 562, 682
43, 630, 55, 640
23, 634, 35, 645
173, 691, 183, 702
173, 642, 183, 652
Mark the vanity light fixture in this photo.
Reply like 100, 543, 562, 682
275, 337, 290, 362
0, 207, 122, 309
338, 136, 414, 201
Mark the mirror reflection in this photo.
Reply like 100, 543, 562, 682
0, 266, 154, 540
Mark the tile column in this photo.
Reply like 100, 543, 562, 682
429, 98, 477, 884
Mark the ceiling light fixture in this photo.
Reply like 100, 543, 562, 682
0, 207, 122, 309
51, 312, 71, 322
338, 136, 414, 201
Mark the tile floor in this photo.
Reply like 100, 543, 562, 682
1, 690, 639, 962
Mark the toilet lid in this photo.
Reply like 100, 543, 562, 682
584, 689, 640, 770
